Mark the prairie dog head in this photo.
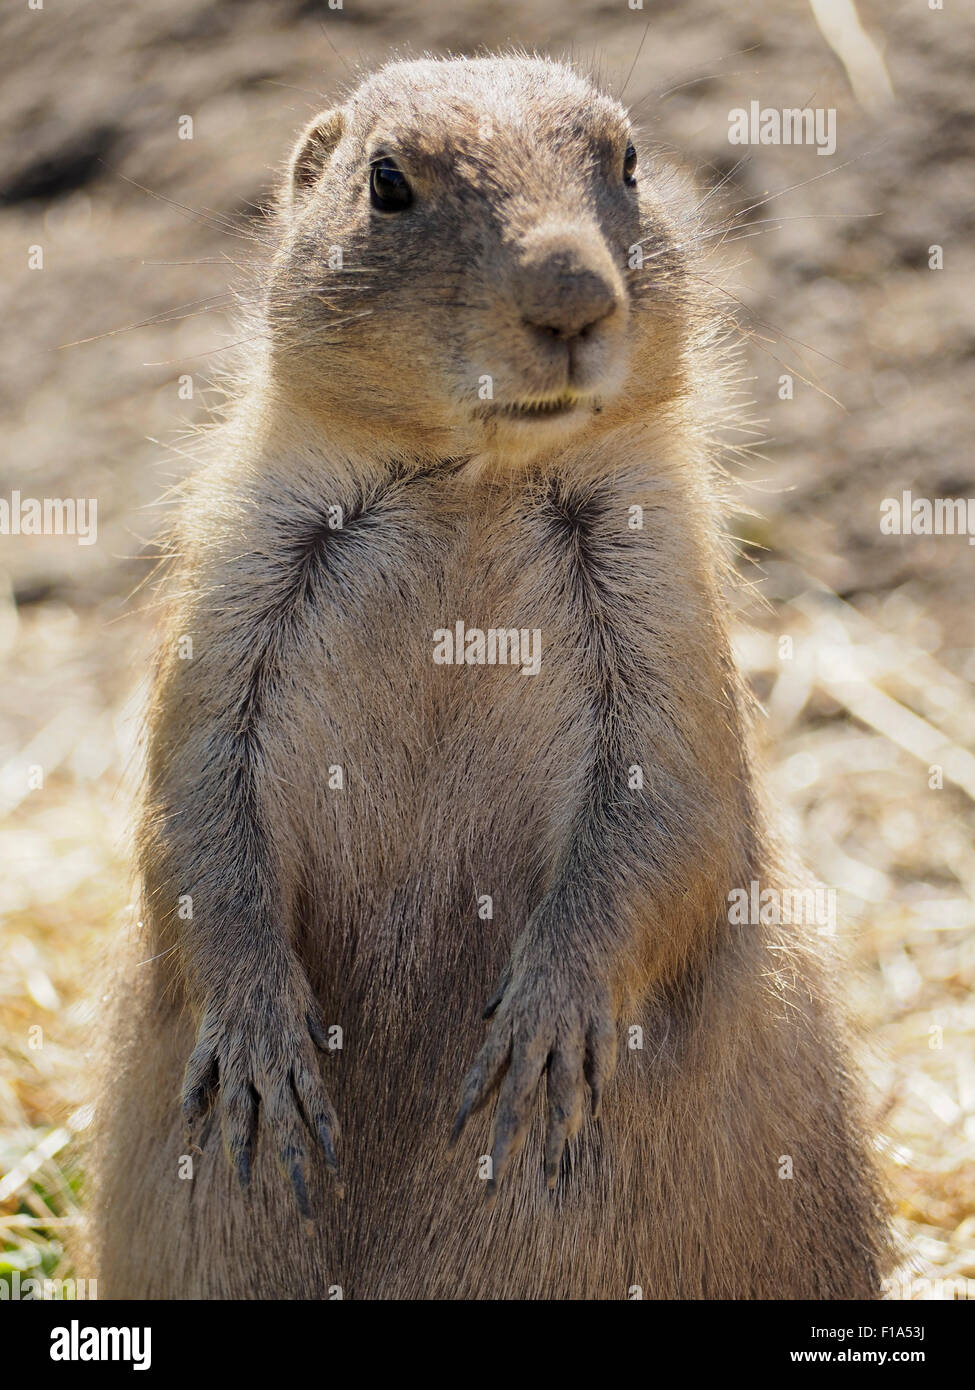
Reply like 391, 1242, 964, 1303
267, 56, 694, 463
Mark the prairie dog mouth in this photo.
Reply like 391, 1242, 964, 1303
479, 394, 590, 423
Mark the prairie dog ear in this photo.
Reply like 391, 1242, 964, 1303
286, 109, 345, 205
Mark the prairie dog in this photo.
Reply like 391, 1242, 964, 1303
89, 55, 891, 1299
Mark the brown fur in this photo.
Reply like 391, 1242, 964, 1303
85, 55, 891, 1299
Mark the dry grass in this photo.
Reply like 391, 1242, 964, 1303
735, 558, 975, 1296
0, 599, 136, 1292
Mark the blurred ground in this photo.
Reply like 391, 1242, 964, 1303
1, 0, 974, 1297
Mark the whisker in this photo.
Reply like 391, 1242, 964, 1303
708, 146, 884, 228
694, 156, 752, 211
97, 160, 262, 243
618, 21, 651, 102
52, 294, 234, 351
141, 333, 272, 367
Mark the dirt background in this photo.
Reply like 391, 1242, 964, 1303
1, 0, 974, 1296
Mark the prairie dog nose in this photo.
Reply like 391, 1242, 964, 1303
515, 230, 621, 341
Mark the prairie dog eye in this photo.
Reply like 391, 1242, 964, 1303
623, 143, 637, 187
370, 157, 412, 211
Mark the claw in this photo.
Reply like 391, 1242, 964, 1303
309, 1111, 343, 1198
290, 1059, 342, 1196
482, 966, 512, 1019
544, 1116, 567, 1188
182, 1050, 218, 1138
314, 1117, 340, 1175
306, 1010, 331, 1052
487, 1044, 548, 1190
221, 1081, 260, 1194
197, 1110, 217, 1155
449, 1078, 480, 1148
584, 1014, 617, 1124
544, 1037, 583, 1188
450, 1054, 503, 1147
450, 1020, 512, 1148
482, 991, 504, 1020
449, 1109, 468, 1149
282, 1146, 313, 1220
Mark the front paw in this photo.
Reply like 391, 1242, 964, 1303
181, 977, 341, 1216
451, 952, 618, 1196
